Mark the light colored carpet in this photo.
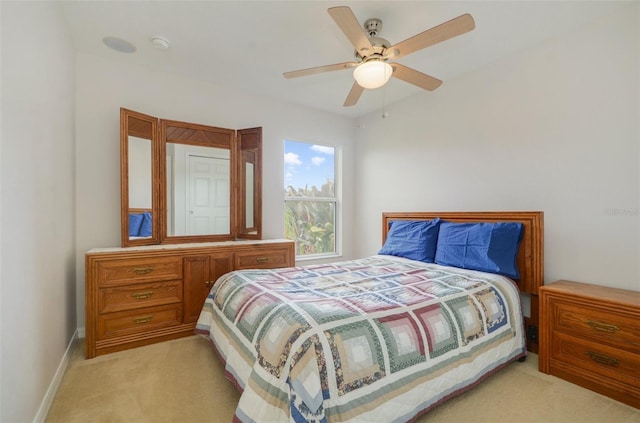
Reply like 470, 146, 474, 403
46, 336, 640, 423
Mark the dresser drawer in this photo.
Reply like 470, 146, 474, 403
551, 332, 640, 387
97, 257, 182, 286
98, 281, 182, 313
235, 247, 292, 269
550, 299, 640, 353
97, 304, 182, 340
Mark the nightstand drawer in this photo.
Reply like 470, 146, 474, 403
97, 304, 182, 339
550, 300, 640, 353
235, 247, 292, 269
551, 332, 640, 387
98, 280, 182, 313
97, 257, 182, 286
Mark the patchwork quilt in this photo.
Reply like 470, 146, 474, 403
196, 255, 526, 422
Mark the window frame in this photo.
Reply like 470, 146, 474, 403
284, 139, 340, 261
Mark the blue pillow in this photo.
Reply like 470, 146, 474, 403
379, 219, 441, 263
434, 222, 524, 279
139, 212, 153, 237
128, 213, 144, 237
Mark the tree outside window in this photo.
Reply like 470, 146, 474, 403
284, 140, 337, 257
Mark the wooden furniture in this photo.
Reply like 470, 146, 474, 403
382, 211, 544, 353
85, 239, 294, 358
120, 108, 262, 247
539, 280, 640, 408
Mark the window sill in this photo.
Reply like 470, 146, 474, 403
295, 253, 342, 263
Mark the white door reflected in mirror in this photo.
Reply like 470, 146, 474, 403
166, 143, 230, 236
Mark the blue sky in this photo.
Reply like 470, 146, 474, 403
284, 140, 335, 191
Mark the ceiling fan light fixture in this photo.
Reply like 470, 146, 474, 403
353, 60, 392, 89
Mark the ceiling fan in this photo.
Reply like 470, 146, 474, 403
283, 6, 475, 107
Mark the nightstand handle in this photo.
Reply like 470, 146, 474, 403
586, 351, 619, 366
587, 320, 619, 333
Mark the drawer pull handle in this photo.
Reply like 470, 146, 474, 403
133, 316, 153, 324
586, 351, 619, 367
256, 257, 269, 264
132, 291, 154, 300
131, 266, 154, 275
205, 280, 213, 287
587, 320, 619, 333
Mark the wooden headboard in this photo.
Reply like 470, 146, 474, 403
382, 211, 544, 295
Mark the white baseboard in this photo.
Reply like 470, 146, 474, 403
32, 329, 78, 423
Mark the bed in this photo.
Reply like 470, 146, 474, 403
196, 211, 544, 422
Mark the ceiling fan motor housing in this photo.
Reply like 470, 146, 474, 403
364, 18, 382, 37
355, 18, 390, 62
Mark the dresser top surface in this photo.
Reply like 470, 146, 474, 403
87, 239, 293, 255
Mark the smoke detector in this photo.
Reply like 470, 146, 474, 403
151, 36, 170, 50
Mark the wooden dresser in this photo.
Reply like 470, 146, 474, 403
539, 280, 640, 408
85, 239, 295, 358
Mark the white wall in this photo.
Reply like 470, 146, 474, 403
1, 2, 636, 420
354, 4, 639, 291
0, 2, 76, 421
75, 55, 357, 330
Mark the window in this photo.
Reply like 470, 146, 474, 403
284, 140, 337, 258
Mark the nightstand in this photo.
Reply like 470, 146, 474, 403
539, 280, 640, 408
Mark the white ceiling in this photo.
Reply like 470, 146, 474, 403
60, 1, 630, 119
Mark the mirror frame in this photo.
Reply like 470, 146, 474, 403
159, 118, 237, 244
120, 109, 160, 247
237, 128, 262, 239
120, 108, 262, 247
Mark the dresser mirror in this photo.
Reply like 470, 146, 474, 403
237, 128, 262, 239
120, 109, 160, 246
120, 108, 262, 247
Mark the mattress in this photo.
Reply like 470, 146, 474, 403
196, 255, 526, 422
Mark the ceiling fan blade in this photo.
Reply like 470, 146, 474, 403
343, 82, 365, 107
391, 63, 442, 91
283, 62, 357, 79
328, 6, 374, 58
385, 13, 475, 60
